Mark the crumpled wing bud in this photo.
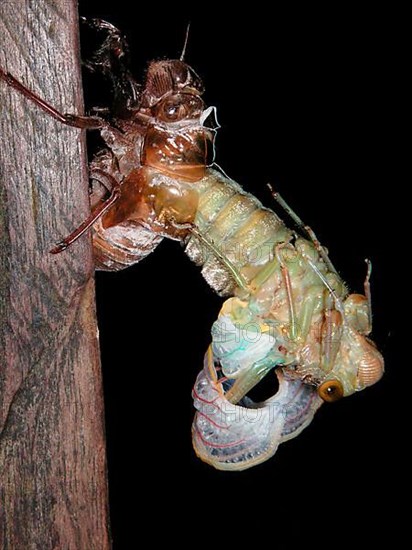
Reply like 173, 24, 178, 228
192, 347, 323, 471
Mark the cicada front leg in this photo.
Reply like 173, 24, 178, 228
268, 183, 338, 275
0, 65, 126, 255
0, 67, 106, 129
50, 170, 122, 254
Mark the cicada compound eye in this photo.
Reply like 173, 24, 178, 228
156, 94, 204, 123
318, 379, 344, 403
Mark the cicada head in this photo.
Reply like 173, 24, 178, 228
139, 60, 217, 182
141, 59, 204, 108
318, 330, 384, 402
317, 293, 384, 402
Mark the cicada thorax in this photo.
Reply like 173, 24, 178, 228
142, 102, 212, 183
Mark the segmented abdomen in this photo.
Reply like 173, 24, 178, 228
185, 169, 292, 295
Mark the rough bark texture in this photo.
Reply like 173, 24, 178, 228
0, 1, 111, 548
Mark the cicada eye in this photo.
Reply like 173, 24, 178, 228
160, 99, 182, 121
318, 380, 344, 402
156, 94, 204, 122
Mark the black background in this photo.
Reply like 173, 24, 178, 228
79, 2, 402, 547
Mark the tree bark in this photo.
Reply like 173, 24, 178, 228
0, 1, 111, 548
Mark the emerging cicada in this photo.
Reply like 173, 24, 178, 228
0, 19, 384, 470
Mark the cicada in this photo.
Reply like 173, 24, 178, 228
0, 19, 384, 470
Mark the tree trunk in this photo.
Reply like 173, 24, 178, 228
0, 1, 111, 548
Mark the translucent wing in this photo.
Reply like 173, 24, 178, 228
192, 347, 322, 471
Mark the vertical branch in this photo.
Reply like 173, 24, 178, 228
0, 1, 111, 548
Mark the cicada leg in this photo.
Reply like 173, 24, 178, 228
223, 355, 278, 405
320, 293, 344, 373
267, 183, 338, 276
0, 67, 106, 129
50, 170, 121, 254
80, 17, 140, 114
301, 252, 346, 317
275, 243, 298, 340
364, 259, 373, 333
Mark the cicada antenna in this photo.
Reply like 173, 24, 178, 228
180, 22, 191, 61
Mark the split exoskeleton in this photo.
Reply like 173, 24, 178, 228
0, 19, 384, 470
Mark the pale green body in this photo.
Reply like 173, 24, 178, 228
183, 169, 383, 402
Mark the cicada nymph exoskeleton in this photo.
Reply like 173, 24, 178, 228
0, 18, 384, 470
